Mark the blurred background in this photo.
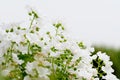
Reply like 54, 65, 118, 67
0, 0, 120, 78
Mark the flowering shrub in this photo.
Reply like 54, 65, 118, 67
0, 8, 119, 80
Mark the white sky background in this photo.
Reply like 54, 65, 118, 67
0, 0, 120, 47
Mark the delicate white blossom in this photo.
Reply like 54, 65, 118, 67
0, 8, 119, 80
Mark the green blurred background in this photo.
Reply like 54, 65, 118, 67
94, 45, 120, 79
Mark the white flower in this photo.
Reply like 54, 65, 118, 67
12, 53, 24, 65
36, 67, 50, 79
25, 62, 35, 75
26, 33, 40, 43
1, 63, 15, 76
0, 8, 119, 80
24, 75, 31, 80
102, 66, 114, 74
17, 44, 28, 54
103, 74, 119, 80
1, 69, 11, 76
97, 51, 110, 62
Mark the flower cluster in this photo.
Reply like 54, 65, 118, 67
0, 9, 119, 80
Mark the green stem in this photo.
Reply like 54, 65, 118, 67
27, 41, 30, 54
30, 16, 35, 28
56, 29, 58, 36
51, 57, 56, 80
